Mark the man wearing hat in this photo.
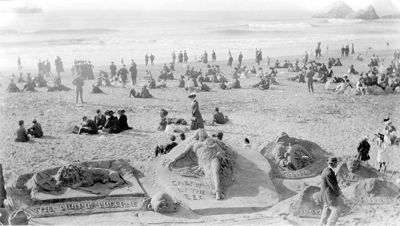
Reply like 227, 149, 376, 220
319, 157, 342, 226
117, 109, 132, 131
117, 65, 129, 88
27, 119, 43, 138
103, 110, 120, 133
15, 120, 29, 142
72, 74, 85, 104
129, 60, 137, 85
188, 93, 204, 130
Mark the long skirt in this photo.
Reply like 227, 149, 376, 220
190, 121, 204, 130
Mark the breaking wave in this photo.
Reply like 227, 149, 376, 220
326, 19, 364, 24
0, 28, 116, 35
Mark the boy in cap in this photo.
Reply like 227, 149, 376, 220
27, 119, 43, 138
15, 120, 29, 142
155, 135, 178, 157
319, 157, 342, 226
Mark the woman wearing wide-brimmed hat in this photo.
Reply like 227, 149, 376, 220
103, 110, 120, 134
188, 93, 204, 130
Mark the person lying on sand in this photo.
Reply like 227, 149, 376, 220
155, 79, 167, 89
6, 79, 21, 92
154, 135, 178, 157
102, 110, 120, 134
117, 109, 132, 131
14, 120, 29, 142
27, 119, 43, 138
212, 107, 229, 125
252, 77, 270, 90
78, 116, 98, 135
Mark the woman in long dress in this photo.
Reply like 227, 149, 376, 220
188, 93, 204, 130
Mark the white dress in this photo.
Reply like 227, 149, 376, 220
377, 148, 388, 163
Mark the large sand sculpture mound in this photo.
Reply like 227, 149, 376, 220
259, 132, 329, 179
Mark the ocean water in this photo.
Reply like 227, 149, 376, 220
0, 10, 399, 69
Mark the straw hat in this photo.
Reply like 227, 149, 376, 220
188, 92, 196, 98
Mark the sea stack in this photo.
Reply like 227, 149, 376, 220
312, 1, 354, 18
345, 5, 380, 19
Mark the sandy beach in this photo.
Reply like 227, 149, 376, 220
0, 45, 399, 225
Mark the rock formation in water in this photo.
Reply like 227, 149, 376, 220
345, 5, 380, 19
312, 1, 354, 18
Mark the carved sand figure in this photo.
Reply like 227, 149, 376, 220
162, 129, 236, 200
54, 165, 126, 189
147, 192, 178, 213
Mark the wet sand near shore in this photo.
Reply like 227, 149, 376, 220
0, 49, 399, 225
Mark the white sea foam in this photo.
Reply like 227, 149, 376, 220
247, 23, 313, 29
326, 19, 364, 24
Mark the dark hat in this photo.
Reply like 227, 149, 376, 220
383, 117, 390, 122
32, 119, 37, 123
188, 93, 196, 98
82, 116, 88, 120
117, 109, 125, 114
18, 120, 24, 126
104, 110, 114, 115
327, 157, 338, 164
96, 109, 101, 113
215, 107, 219, 112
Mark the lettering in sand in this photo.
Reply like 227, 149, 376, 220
171, 180, 207, 200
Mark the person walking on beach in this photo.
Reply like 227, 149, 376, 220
304, 51, 308, 65
327, 45, 329, 54
306, 67, 315, 93
72, 74, 85, 103
188, 93, 204, 130
150, 53, 155, 66
319, 157, 342, 226
351, 43, 354, 54
228, 54, 233, 67
238, 52, 243, 65
129, 60, 137, 85
18, 56, 22, 70
110, 62, 117, 78
265, 56, 270, 67
118, 64, 128, 88
212, 50, 216, 62
145, 53, 149, 66
341, 46, 345, 58
172, 51, 176, 64
184, 50, 188, 63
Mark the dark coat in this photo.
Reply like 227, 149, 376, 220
118, 114, 132, 130
320, 167, 341, 206
94, 114, 107, 128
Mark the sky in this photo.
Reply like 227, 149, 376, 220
0, 0, 399, 12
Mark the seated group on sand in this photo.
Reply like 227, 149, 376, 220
14, 119, 43, 142
129, 85, 153, 98
8, 73, 70, 93
74, 109, 132, 135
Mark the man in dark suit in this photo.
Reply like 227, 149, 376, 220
319, 157, 342, 226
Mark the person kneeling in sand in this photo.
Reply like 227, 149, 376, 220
252, 76, 270, 90
155, 135, 178, 157
27, 119, 43, 138
22, 81, 36, 92
15, 120, 29, 142
212, 107, 229, 125
78, 116, 98, 135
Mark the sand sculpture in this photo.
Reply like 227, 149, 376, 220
259, 132, 329, 179
162, 129, 236, 200
147, 192, 178, 213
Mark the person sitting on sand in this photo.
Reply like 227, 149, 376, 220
154, 135, 178, 157
199, 80, 210, 92
390, 74, 400, 91
103, 110, 120, 134
17, 73, 25, 83
94, 109, 106, 129
148, 78, 156, 89
354, 53, 363, 61
117, 109, 132, 131
219, 80, 227, 90
144, 70, 153, 80
204, 74, 211, 82
299, 69, 306, 83
78, 116, 98, 135
356, 77, 367, 96
34, 74, 47, 87
211, 73, 219, 83
15, 120, 29, 142
369, 66, 379, 75
348, 65, 358, 75
178, 76, 185, 88
252, 76, 270, 90
212, 107, 229, 125
6, 79, 21, 92
136, 85, 153, 98
363, 73, 373, 86
155, 79, 167, 89
334, 58, 342, 66
198, 74, 205, 84
370, 73, 379, 86
92, 84, 104, 93
228, 77, 241, 89
27, 119, 43, 138
22, 81, 36, 92
378, 73, 389, 91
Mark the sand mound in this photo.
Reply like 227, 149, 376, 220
259, 132, 329, 179
336, 158, 383, 188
